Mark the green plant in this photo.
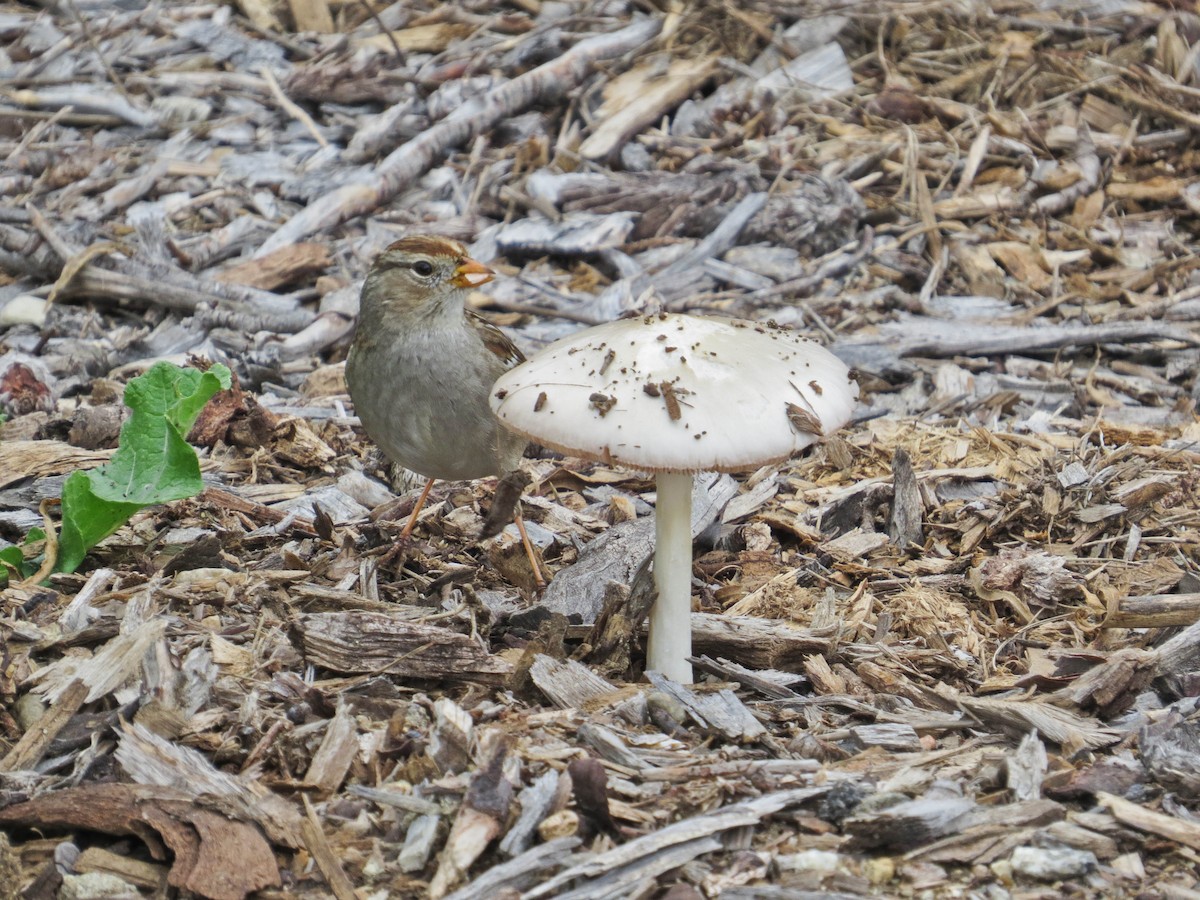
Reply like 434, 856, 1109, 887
56, 361, 232, 574
0, 527, 46, 586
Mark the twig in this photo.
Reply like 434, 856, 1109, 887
748, 227, 875, 302
0, 679, 88, 772
256, 17, 663, 255
358, 0, 405, 66
26, 203, 78, 260
18, 499, 60, 588
300, 795, 359, 900
64, 0, 133, 103
892, 320, 1198, 358
259, 66, 328, 148
1, 220, 315, 333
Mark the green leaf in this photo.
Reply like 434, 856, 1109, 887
0, 545, 25, 582
0, 530, 45, 585
56, 361, 231, 574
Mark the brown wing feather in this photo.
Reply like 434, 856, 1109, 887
468, 311, 525, 369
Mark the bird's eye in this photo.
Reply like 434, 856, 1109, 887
412, 260, 434, 277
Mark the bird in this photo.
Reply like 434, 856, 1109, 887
345, 234, 544, 586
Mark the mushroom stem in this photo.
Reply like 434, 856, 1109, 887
647, 471, 694, 683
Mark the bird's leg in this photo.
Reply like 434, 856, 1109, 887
376, 478, 437, 572
400, 478, 437, 540
514, 510, 547, 591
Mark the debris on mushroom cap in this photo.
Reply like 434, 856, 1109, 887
490, 313, 859, 473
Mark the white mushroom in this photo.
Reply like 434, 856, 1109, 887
490, 312, 859, 682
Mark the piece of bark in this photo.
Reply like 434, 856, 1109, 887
689, 613, 833, 669
529, 654, 621, 710
847, 723, 923, 752
1006, 731, 1048, 802
580, 57, 715, 161
302, 700, 357, 794
300, 795, 357, 900
1042, 821, 1120, 860
0, 783, 281, 900
442, 837, 581, 900
6, 85, 155, 128
1153, 618, 1200, 688
585, 580, 639, 679
852, 316, 1196, 359
236, 0, 282, 31
74, 847, 167, 890
31, 618, 166, 704
541, 472, 736, 622
523, 787, 825, 899
399, 815, 441, 874
644, 671, 766, 742
0, 439, 110, 490
288, 0, 334, 33
689, 656, 804, 700
429, 697, 473, 776
1048, 648, 1156, 718
887, 447, 924, 549
1140, 706, 1200, 793
290, 610, 513, 683
567, 757, 615, 836
114, 721, 304, 850
1099, 791, 1200, 852
751, 41, 854, 106
499, 770, 561, 858
844, 796, 975, 850
803, 654, 847, 694
577, 721, 663, 772
480, 468, 531, 540
956, 696, 1120, 752
590, 192, 768, 318
360, 23, 473, 54
553, 837, 723, 900
642, 758, 819, 784
0, 223, 312, 332
1106, 592, 1200, 627
489, 212, 638, 257
215, 242, 331, 291
430, 738, 513, 898
910, 800, 1066, 865
0, 679, 88, 772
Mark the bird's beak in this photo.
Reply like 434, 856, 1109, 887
451, 258, 494, 289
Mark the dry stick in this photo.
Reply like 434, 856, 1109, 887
598, 191, 767, 317
259, 66, 328, 148
5, 105, 73, 163
894, 320, 1199, 358
71, 269, 314, 333
256, 17, 663, 256
64, 0, 133, 103
0, 679, 88, 772
3, 219, 315, 333
1105, 592, 1200, 628
25, 203, 78, 259
300, 794, 358, 900
18, 499, 59, 588
358, 0, 405, 66
47, 241, 133, 305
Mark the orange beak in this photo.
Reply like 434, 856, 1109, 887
450, 258, 494, 289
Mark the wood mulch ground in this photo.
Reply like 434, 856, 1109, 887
2, 0, 1200, 897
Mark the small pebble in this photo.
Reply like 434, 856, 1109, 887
1010, 845, 1097, 881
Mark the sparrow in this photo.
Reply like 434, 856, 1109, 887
345, 235, 543, 585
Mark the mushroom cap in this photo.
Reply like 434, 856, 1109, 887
490, 313, 859, 473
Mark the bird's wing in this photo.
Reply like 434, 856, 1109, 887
468, 311, 526, 369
